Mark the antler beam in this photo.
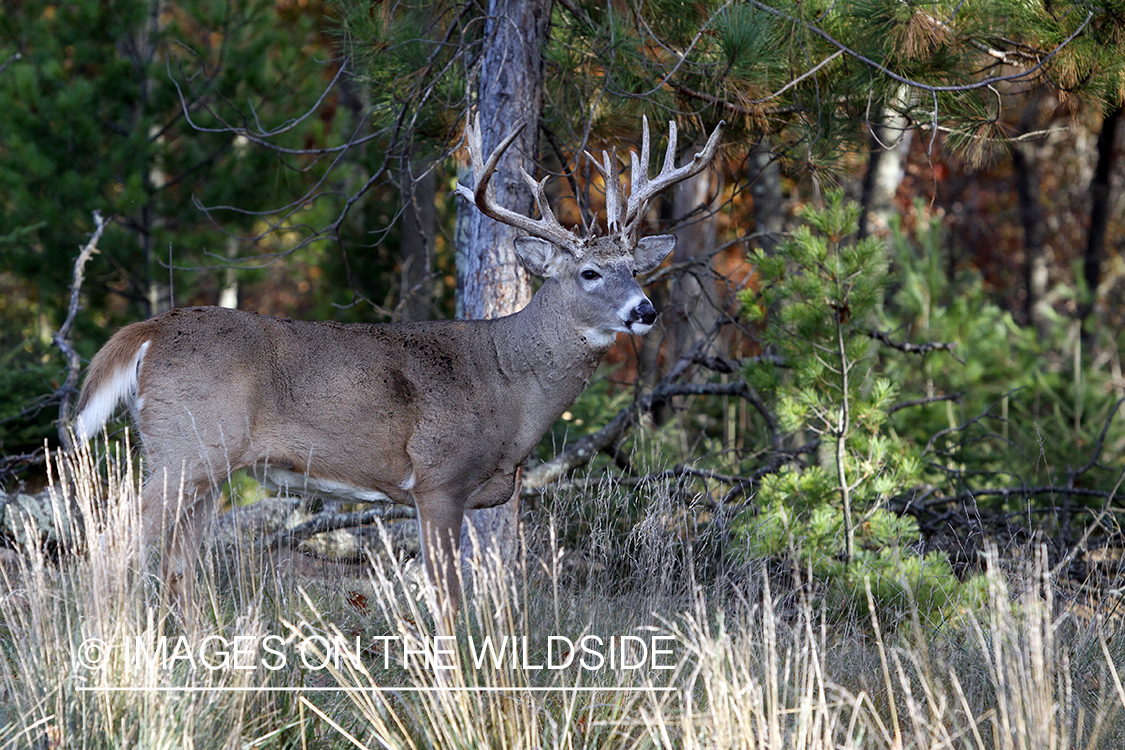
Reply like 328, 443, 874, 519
454, 115, 580, 253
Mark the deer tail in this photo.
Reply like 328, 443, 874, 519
74, 324, 154, 443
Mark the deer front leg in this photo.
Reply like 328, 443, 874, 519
414, 495, 465, 679
414, 496, 465, 623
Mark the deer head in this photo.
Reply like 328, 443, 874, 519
455, 114, 724, 344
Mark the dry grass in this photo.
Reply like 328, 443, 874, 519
2, 443, 1125, 748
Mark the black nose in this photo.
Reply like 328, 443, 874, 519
631, 301, 657, 326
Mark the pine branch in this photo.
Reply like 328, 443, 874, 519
742, 0, 1094, 93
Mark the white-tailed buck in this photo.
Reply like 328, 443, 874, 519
74, 116, 723, 625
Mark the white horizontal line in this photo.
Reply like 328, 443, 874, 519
76, 686, 676, 693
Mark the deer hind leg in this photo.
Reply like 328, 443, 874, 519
140, 467, 220, 630
162, 488, 218, 631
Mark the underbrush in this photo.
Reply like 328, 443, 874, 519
2, 443, 1125, 748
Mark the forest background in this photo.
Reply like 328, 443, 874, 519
0, 0, 1124, 622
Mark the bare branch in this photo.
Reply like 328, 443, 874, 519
867, 328, 958, 356
259, 504, 416, 553
720, 440, 821, 505
887, 391, 965, 416
1075, 397, 1125, 477
53, 211, 108, 450
523, 329, 775, 491
0, 51, 21, 76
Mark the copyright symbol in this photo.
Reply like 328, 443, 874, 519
77, 638, 108, 671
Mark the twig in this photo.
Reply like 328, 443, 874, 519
887, 391, 965, 416
0, 51, 21, 76
743, 0, 1093, 94
0, 448, 48, 483
1075, 397, 1125, 477
721, 440, 821, 505
53, 211, 107, 450
911, 485, 1120, 509
866, 328, 957, 356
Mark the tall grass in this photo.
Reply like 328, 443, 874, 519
2, 444, 1125, 748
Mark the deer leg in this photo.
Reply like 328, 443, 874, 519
414, 496, 465, 633
161, 488, 217, 631
140, 466, 217, 630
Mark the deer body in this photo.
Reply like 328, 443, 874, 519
74, 116, 722, 626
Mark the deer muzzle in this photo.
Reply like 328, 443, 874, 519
625, 298, 659, 334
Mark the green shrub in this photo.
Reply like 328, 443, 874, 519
731, 190, 980, 627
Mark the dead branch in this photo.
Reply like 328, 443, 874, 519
53, 211, 107, 450
887, 391, 965, 416
720, 440, 821, 505
910, 485, 1121, 509
259, 504, 415, 552
523, 335, 775, 492
866, 328, 957, 356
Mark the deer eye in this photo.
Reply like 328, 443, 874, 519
581, 269, 602, 281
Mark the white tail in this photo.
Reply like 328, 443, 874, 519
75, 117, 724, 627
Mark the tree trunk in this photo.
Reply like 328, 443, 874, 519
137, 0, 169, 315
456, 0, 553, 572
858, 87, 911, 241
397, 161, 437, 322
665, 163, 720, 362
1078, 103, 1122, 346
1010, 96, 1048, 337
748, 138, 784, 254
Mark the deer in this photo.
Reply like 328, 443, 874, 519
72, 115, 724, 630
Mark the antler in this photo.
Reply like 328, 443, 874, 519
588, 117, 725, 244
455, 115, 581, 254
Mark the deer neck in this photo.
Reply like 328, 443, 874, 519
492, 278, 609, 430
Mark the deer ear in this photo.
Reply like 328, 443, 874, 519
515, 236, 565, 277
634, 234, 676, 274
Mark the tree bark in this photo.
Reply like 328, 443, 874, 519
665, 163, 720, 362
857, 88, 911, 241
748, 138, 784, 254
455, 0, 553, 571
1010, 96, 1048, 337
397, 161, 437, 322
1078, 103, 1122, 345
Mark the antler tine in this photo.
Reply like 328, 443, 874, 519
521, 168, 562, 229
630, 115, 651, 199
454, 115, 579, 251
662, 119, 678, 175
622, 119, 726, 238
585, 148, 624, 234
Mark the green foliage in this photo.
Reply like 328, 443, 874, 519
883, 207, 1125, 513
733, 192, 979, 626
548, 0, 1121, 174
732, 195, 1124, 624
0, 344, 59, 454
333, 2, 469, 145
0, 0, 400, 459
744, 190, 922, 532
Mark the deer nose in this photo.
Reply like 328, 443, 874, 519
631, 300, 657, 326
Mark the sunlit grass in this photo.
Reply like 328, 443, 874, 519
2, 441, 1125, 748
